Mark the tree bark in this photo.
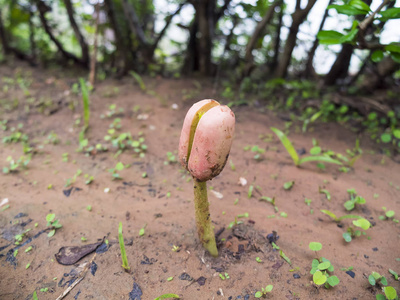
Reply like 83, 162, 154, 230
89, 3, 100, 87
303, 0, 333, 78
359, 57, 399, 91
0, 8, 10, 55
34, 0, 85, 66
243, 0, 280, 76
275, 0, 317, 78
63, 0, 90, 67
269, 5, 283, 72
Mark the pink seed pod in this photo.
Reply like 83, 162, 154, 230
179, 99, 235, 182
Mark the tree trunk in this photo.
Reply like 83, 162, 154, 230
34, 0, 85, 67
104, 0, 132, 75
303, 0, 333, 78
275, 0, 317, 78
63, 0, 90, 67
89, 3, 100, 87
196, 0, 215, 75
324, 43, 354, 85
28, 8, 36, 61
244, 0, 280, 76
359, 57, 399, 91
0, 8, 10, 55
269, 5, 283, 72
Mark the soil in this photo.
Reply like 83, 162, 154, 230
0, 63, 399, 300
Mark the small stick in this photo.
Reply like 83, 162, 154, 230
55, 253, 96, 300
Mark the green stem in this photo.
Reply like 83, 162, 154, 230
193, 179, 218, 257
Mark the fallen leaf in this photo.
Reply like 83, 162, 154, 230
55, 240, 104, 265
210, 190, 223, 199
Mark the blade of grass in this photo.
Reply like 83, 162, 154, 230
271, 127, 299, 166
154, 294, 180, 300
320, 210, 338, 221
337, 214, 362, 221
79, 78, 90, 129
118, 222, 130, 271
299, 155, 342, 165
130, 71, 146, 91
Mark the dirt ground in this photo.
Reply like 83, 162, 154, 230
0, 63, 399, 300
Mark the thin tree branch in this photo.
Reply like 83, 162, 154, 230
121, 0, 149, 46
359, 0, 390, 30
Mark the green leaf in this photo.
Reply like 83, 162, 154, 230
381, 276, 388, 286
318, 261, 331, 270
376, 294, 386, 300
390, 52, 400, 64
255, 291, 263, 298
320, 210, 338, 221
154, 294, 180, 300
371, 50, 384, 63
279, 250, 291, 265
353, 218, 371, 230
393, 129, 400, 139
115, 162, 124, 171
337, 214, 362, 221
33, 291, 39, 300
328, 4, 369, 15
118, 222, 130, 271
381, 133, 392, 143
310, 146, 321, 155
383, 286, 397, 300
47, 229, 55, 238
299, 155, 342, 165
349, 0, 370, 12
379, 7, 400, 21
369, 274, 376, 285
317, 30, 344, 45
46, 214, 55, 223
265, 285, 273, 292
339, 28, 359, 44
283, 181, 294, 190
309, 242, 322, 252
313, 270, 327, 285
327, 275, 340, 287
344, 200, 355, 211
385, 43, 400, 54
386, 210, 395, 218
389, 269, 399, 281
271, 127, 299, 165
343, 232, 352, 242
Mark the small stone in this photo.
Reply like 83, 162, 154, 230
346, 270, 355, 278
179, 272, 193, 281
293, 273, 301, 279
372, 247, 378, 252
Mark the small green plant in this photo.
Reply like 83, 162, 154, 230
118, 222, 130, 272
14, 228, 31, 245
375, 286, 398, 300
130, 71, 146, 91
79, 78, 90, 129
309, 242, 340, 288
369, 271, 388, 287
283, 181, 294, 190
243, 145, 265, 160
271, 127, 342, 167
154, 294, 180, 300
46, 214, 62, 237
344, 188, 366, 211
254, 285, 273, 298
3, 155, 30, 174
389, 269, 399, 281
321, 210, 361, 223
379, 207, 398, 223
2, 131, 28, 144
171, 245, 180, 252
165, 151, 177, 164
259, 196, 278, 212
108, 162, 125, 180
343, 218, 371, 242
139, 224, 146, 236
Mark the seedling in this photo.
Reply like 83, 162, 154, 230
118, 222, 130, 272
308, 242, 340, 289
243, 145, 265, 160
3, 155, 30, 174
14, 228, 31, 245
375, 286, 398, 300
389, 269, 399, 281
379, 208, 398, 222
154, 294, 180, 300
271, 127, 342, 167
320, 210, 361, 223
79, 78, 90, 130
343, 218, 371, 242
319, 187, 331, 200
255, 285, 273, 298
369, 271, 388, 287
165, 151, 177, 164
283, 181, 294, 190
139, 224, 146, 236
171, 245, 180, 252
108, 162, 125, 180
46, 214, 62, 237
178, 100, 235, 257
248, 185, 254, 198
344, 188, 366, 211
260, 196, 278, 211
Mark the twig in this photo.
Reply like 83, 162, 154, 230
359, 0, 390, 30
55, 253, 96, 300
